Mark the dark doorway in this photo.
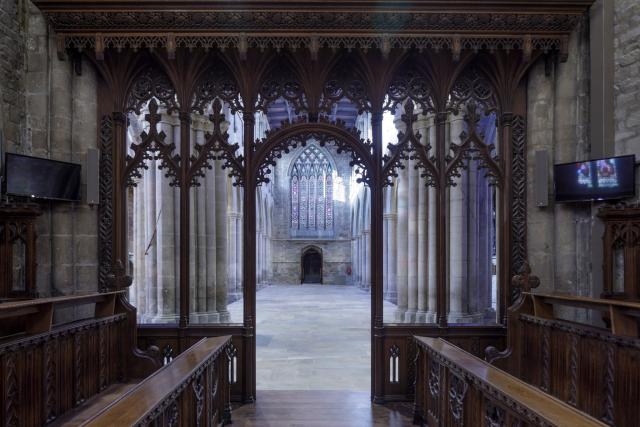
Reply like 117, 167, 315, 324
301, 248, 322, 283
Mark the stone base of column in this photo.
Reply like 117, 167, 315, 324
415, 310, 430, 323
394, 308, 408, 322
147, 314, 180, 324
423, 311, 438, 323
404, 310, 417, 323
228, 291, 243, 304
190, 312, 221, 323
218, 310, 231, 322
447, 311, 485, 324
384, 291, 398, 304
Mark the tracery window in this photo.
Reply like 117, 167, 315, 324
290, 145, 334, 236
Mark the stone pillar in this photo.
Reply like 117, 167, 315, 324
395, 168, 409, 321
427, 183, 437, 322
363, 229, 371, 289
448, 113, 467, 322
205, 154, 219, 322
415, 110, 430, 323
406, 157, 419, 322
382, 188, 389, 295
217, 177, 231, 322
155, 114, 179, 323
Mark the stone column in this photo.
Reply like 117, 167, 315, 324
204, 154, 219, 322
427, 118, 437, 322
364, 229, 371, 289
448, 113, 467, 322
382, 188, 389, 295
395, 169, 409, 321
415, 110, 430, 322
385, 210, 398, 303
216, 177, 231, 322
152, 113, 179, 323
406, 157, 419, 322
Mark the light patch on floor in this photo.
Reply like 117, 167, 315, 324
229, 284, 380, 391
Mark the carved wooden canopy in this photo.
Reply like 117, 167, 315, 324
33, 0, 593, 61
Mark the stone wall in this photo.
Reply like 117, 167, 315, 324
1, 1, 99, 297
270, 143, 353, 285
614, 0, 640, 197
526, 18, 592, 298
0, 0, 27, 153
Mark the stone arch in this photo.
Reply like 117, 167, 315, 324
286, 142, 338, 177
251, 121, 374, 187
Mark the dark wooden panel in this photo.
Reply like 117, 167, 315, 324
492, 292, 640, 426
414, 336, 606, 427
85, 336, 231, 427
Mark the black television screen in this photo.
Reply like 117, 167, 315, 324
4, 153, 81, 202
554, 155, 636, 202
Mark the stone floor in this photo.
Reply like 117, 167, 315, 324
228, 284, 394, 391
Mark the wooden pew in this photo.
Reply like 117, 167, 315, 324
487, 291, 640, 426
81, 336, 232, 427
414, 336, 606, 427
0, 291, 161, 426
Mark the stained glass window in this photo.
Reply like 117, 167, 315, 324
290, 145, 333, 231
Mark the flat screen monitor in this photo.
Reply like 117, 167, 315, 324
554, 155, 636, 202
4, 153, 81, 202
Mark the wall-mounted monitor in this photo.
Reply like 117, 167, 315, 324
554, 154, 636, 203
4, 153, 81, 202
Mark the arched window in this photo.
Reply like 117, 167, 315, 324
290, 145, 334, 236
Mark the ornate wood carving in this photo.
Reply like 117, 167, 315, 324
510, 115, 527, 295
189, 99, 244, 187
0, 203, 42, 298
74, 333, 85, 406
511, 262, 540, 302
602, 344, 615, 424
4, 353, 18, 427
568, 333, 578, 407
384, 69, 435, 115
44, 340, 57, 423
599, 206, 640, 301
382, 102, 437, 187
448, 373, 469, 425
125, 99, 181, 187
126, 68, 179, 115
192, 67, 243, 114
428, 360, 441, 398
445, 102, 502, 187
99, 114, 114, 292
485, 399, 506, 427
192, 373, 205, 427
254, 120, 373, 186
45, 0, 591, 403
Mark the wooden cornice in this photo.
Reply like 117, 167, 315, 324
34, 1, 594, 62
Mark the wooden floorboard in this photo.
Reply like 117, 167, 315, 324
232, 390, 414, 426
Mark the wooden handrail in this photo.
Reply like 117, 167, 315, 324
415, 336, 606, 427
525, 292, 640, 337
0, 291, 125, 335
84, 336, 232, 426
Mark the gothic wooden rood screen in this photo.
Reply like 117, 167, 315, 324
32, 0, 593, 403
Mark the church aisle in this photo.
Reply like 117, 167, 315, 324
228, 284, 396, 390
232, 390, 414, 427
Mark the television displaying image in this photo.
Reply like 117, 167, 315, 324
554, 154, 636, 202
4, 153, 81, 202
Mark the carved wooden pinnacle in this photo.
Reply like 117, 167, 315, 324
511, 261, 540, 293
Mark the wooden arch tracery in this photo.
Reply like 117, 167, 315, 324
33, 0, 593, 404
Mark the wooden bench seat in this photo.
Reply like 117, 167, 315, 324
414, 336, 606, 427
51, 382, 138, 427
0, 291, 161, 426
83, 336, 232, 427
488, 291, 640, 426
